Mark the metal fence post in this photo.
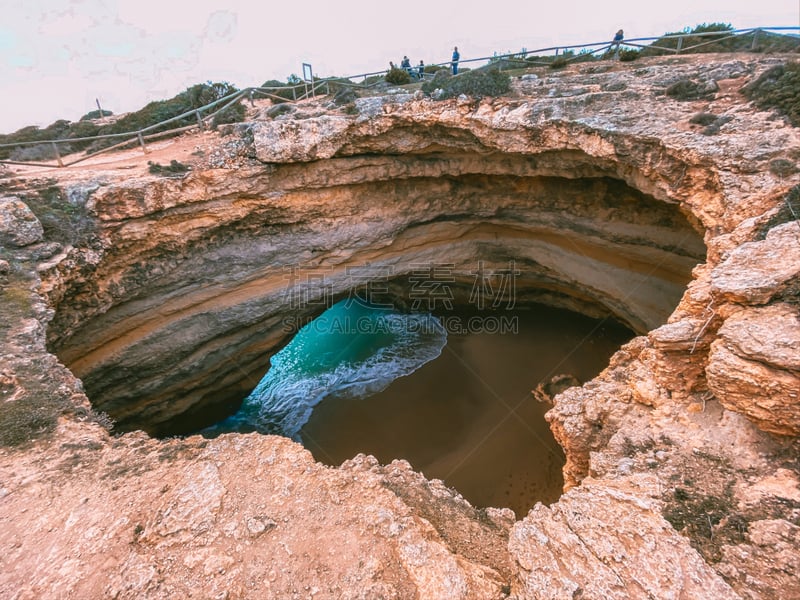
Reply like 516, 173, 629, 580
51, 142, 64, 167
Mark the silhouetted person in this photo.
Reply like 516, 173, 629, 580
451, 46, 460, 75
401, 55, 412, 76
417, 60, 425, 80
612, 29, 624, 58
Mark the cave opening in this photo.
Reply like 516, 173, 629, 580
46, 163, 708, 516
200, 281, 635, 518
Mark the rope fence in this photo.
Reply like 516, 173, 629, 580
1, 26, 796, 169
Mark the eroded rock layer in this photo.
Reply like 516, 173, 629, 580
48, 163, 704, 433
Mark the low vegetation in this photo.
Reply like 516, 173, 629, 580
617, 48, 641, 62
642, 23, 798, 56
666, 79, 718, 101
742, 62, 800, 126
0, 81, 244, 159
756, 184, 800, 239
258, 79, 300, 103
385, 67, 412, 85
422, 68, 510, 99
22, 183, 97, 246
211, 102, 247, 128
80, 109, 113, 121
148, 160, 190, 176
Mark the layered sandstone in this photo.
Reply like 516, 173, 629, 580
1, 53, 799, 599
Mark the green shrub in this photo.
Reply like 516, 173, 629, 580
742, 63, 800, 126
322, 78, 355, 95
666, 79, 717, 101
640, 23, 798, 57
690, 112, 719, 126
80, 109, 113, 121
618, 48, 640, 62
573, 49, 598, 64
184, 82, 238, 109
362, 74, 386, 86
643, 23, 733, 56
422, 68, 511, 100
258, 79, 299, 104
0, 120, 98, 160
385, 67, 412, 85
267, 103, 294, 119
550, 56, 568, 69
148, 160, 190, 176
97, 81, 239, 141
9, 144, 60, 162
768, 158, 797, 177
422, 69, 451, 89
488, 50, 531, 71
333, 87, 358, 106
211, 102, 247, 128
692, 22, 734, 34
755, 184, 800, 239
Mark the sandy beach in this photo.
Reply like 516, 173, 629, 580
302, 305, 632, 517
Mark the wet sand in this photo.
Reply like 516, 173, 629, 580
301, 305, 632, 518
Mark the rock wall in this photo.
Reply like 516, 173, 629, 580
48, 167, 704, 433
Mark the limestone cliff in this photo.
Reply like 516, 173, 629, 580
1, 53, 799, 599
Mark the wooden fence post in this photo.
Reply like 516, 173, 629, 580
751, 29, 760, 50
137, 132, 148, 154
51, 142, 64, 167
677, 36, 684, 52
195, 110, 204, 130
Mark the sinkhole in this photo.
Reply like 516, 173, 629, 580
47, 165, 709, 518
202, 295, 634, 518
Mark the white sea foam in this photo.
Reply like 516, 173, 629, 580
208, 311, 446, 438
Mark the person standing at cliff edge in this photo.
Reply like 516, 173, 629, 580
451, 46, 460, 75
612, 29, 624, 59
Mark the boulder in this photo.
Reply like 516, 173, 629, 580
0, 196, 44, 247
707, 303, 800, 435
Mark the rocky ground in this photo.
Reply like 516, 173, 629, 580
1, 53, 799, 599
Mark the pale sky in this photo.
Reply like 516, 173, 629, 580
1, 0, 797, 134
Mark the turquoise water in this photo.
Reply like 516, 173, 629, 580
204, 299, 447, 438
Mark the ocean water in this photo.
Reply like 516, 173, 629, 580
204, 299, 447, 438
